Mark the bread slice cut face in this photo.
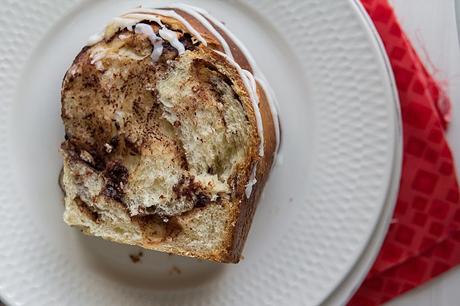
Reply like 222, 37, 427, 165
60, 6, 279, 263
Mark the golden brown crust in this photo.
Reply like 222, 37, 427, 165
224, 85, 276, 262
171, 9, 276, 263
61, 9, 277, 263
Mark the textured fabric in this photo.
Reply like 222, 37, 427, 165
348, 0, 460, 305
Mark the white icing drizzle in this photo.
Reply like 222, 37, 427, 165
158, 27, 185, 55
111, 17, 138, 32
124, 8, 207, 46
86, 17, 135, 44
134, 23, 164, 62
118, 33, 131, 40
161, 4, 234, 60
90, 51, 105, 64
128, 14, 185, 55
90, 48, 107, 71
87, 31, 104, 46
254, 76, 281, 154
243, 69, 265, 157
245, 165, 258, 198
123, 13, 165, 27
89, 13, 186, 57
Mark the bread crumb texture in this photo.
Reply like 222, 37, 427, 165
61, 26, 259, 262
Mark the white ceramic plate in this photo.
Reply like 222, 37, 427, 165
0, 0, 400, 305
323, 3, 402, 304
456, 0, 460, 46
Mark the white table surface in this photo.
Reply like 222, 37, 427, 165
385, 0, 460, 305
0, 1, 457, 306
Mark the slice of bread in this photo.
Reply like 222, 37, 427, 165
60, 7, 277, 263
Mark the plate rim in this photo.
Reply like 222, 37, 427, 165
323, 1, 402, 304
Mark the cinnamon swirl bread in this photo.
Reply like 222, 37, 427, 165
60, 4, 280, 263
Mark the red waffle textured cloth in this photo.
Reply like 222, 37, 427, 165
348, 1, 460, 305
